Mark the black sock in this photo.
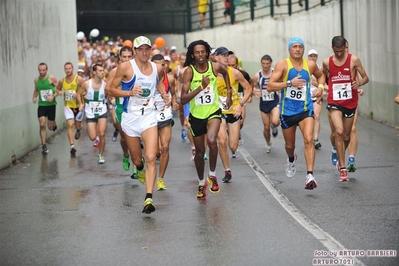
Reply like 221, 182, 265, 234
145, 193, 152, 200
136, 163, 144, 171
289, 156, 295, 163
307, 171, 313, 175
77, 129, 80, 132
340, 167, 346, 170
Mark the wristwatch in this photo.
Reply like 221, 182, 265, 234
239, 102, 245, 107
286, 80, 292, 87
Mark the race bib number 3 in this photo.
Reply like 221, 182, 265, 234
262, 89, 274, 101
195, 86, 215, 106
332, 83, 352, 101
40, 90, 53, 101
89, 101, 104, 114
286, 86, 305, 101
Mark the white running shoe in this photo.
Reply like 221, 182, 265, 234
285, 153, 297, 177
305, 173, 317, 190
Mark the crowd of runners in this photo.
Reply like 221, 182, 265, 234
32, 35, 370, 214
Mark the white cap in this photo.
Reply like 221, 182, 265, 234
77, 69, 85, 73
170, 46, 177, 51
308, 49, 318, 55
134, 36, 151, 48
164, 56, 171, 61
211, 48, 216, 55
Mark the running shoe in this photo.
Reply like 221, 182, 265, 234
98, 155, 105, 164
222, 170, 232, 183
238, 135, 243, 146
42, 144, 49, 154
339, 169, 349, 182
204, 153, 208, 160
207, 175, 220, 193
347, 157, 357, 172
93, 139, 99, 147
305, 173, 317, 190
272, 125, 278, 138
112, 130, 118, 142
156, 179, 167, 191
137, 158, 146, 184
74, 130, 81, 140
265, 144, 272, 153
142, 198, 155, 214
122, 156, 130, 171
70, 145, 77, 155
232, 151, 238, 158
181, 129, 187, 141
314, 139, 322, 149
285, 153, 298, 178
130, 167, 138, 179
331, 151, 338, 166
197, 182, 208, 200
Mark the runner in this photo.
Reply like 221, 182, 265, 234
307, 49, 323, 149
105, 46, 138, 178
321, 36, 368, 181
228, 54, 252, 150
214, 46, 252, 183
107, 36, 170, 214
77, 64, 108, 164
252, 54, 280, 153
152, 54, 177, 191
180, 40, 232, 200
268, 37, 325, 189
56, 62, 84, 155
32, 62, 59, 154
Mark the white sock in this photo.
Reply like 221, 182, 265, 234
209, 171, 216, 177
199, 179, 205, 186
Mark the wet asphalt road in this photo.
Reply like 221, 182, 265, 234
0, 102, 398, 266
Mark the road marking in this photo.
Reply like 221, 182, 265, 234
239, 147, 366, 266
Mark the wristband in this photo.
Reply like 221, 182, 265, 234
239, 102, 245, 107
200, 84, 204, 90
318, 84, 324, 90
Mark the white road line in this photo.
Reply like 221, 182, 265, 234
239, 147, 366, 266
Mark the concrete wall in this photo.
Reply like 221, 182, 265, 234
183, 0, 399, 125
0, 0, 77, 169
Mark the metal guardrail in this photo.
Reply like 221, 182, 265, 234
76, 0, 335, 37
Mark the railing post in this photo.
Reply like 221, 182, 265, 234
288, 0, 292, 16
270, 0, 274, 17
250, 0, 255, 21
187, 0, 192, 32
230, 0, 235, 24
305, 0, 309, 11
209, 1, 214, 28
321, 0, 325, 6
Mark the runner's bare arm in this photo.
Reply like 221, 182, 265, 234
268, 60, 287, 92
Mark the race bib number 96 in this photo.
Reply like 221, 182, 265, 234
286, 86, 305, 101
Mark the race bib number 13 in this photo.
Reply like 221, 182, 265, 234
195, 86, 215, 106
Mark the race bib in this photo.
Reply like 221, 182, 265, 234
40, 90, 53, 101
64, 90, 75, 101
156, 106, 173, 121
89, 101, 104, 115
195, 85, 215, 106
332, 83, 352, 101
286, 86, 306, 101
262, 89, 274, 101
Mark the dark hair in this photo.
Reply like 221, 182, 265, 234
184, 40, 211, 67
229, 55, 238, 64
92, 63, 103, 72
261, 55, 272, 62
64, 62, 73, 67
38, 62, 48, 69
332, 36, 347, 48
151, 54, 165, 61
119, 46, 133, 56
